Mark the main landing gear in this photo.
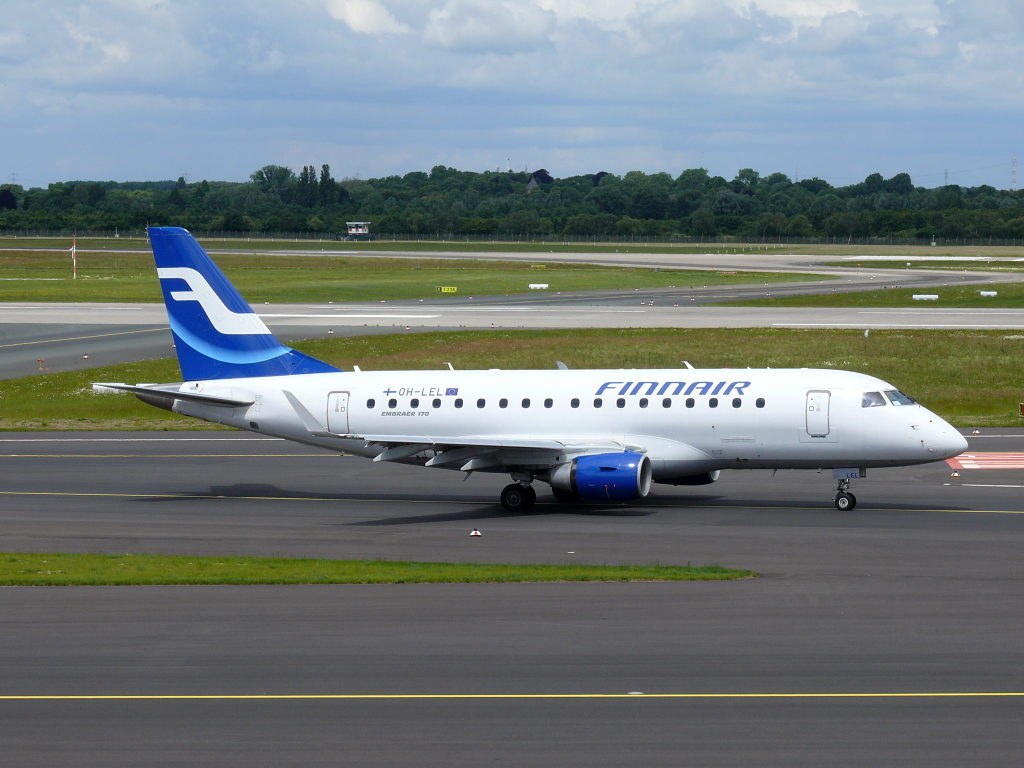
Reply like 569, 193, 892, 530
834, 478, 857, 511
500, 483, 536, 512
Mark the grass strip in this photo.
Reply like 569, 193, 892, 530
0, 248, 813, 303
0, 553, 753, 586
2, 327, 1021, 428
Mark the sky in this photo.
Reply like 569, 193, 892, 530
2, 0, 1023, 189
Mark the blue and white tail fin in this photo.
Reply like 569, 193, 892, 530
149, 226, 340, 381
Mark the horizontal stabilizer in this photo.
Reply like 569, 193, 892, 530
93, 382, 254, 409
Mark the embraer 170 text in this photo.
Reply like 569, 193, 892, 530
96, 227, 968, 512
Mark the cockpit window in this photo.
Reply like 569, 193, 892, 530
861, 391, 887, 408
885, 389, 916, 406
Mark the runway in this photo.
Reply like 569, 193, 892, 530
0, 431, 1021, 765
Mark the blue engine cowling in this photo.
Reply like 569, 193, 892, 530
549, 451, 653, 501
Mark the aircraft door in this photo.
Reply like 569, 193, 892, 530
805, 390, 830, 437
327, 391, 350, 434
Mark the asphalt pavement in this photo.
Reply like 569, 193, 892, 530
0, 431, 1021, 766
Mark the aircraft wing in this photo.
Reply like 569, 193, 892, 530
281, 389, 648, 471
360, 434, 638, 471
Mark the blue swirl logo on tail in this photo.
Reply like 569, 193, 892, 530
149, 227, 340, 381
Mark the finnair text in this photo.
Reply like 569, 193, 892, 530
595, 380, 751, 396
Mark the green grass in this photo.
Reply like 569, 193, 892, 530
722, 281, 1024, 308
2, 327, 1020, 428
0, 248, 814, 303
0, 552, 752, 585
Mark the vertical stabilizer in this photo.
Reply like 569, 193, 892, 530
149, 227, 340, 380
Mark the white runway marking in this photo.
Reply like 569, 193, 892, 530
947, 453, 1024, 469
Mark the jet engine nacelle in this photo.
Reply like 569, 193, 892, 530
550, 451, 653, 501
659, 470, 720, 486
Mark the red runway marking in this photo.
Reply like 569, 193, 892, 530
947, 453, 1024, 470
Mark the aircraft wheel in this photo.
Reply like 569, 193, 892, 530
834, 492, 856, 511
500, 483, 536, 512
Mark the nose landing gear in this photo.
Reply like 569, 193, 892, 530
834, 478, 857, 511
831, 468, 864, 511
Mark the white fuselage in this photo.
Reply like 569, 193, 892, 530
168, 367, 968, 479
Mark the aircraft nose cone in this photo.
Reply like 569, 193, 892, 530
932, 427, 968, 458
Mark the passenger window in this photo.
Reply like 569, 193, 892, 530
709, 398, 718, 408
544, 398, 553, 408
499, 398, 508, 408
732, 398, 741, 408
455, 398, 463, 408
639, 398, 648, 408
685, 398, 695, 408
594, 398, 603, 408
662, 398, 671, 408
522, 398, 531, 408
571, 398, 580, 408
432, 398, 441, 408
755, 398, 765, 408
477, 398, 486, 408
410, 398, 419, 408
616, 398, 625, 408
885, 390, 916, 406
388, 398, 397, 408
367, 398, 375, 408
862, 391, 887, 408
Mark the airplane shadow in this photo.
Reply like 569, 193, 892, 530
348, 502, 658, 527
133, 484, 662, 522
134, 483, 402, 503
133, 486, 969, 519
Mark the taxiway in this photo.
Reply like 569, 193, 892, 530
0, 431, 1021, 766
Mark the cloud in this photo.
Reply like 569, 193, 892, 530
423, 0, 555, 53
0, 0, 1022, 189
325, 0, 412, 35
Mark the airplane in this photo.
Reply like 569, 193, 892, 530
95, 226, 969, 512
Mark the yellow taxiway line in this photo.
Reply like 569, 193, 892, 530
0, 327, 167, 349
1, 692, 1021, 701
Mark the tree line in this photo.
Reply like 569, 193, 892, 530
2, 163, 1023, 241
